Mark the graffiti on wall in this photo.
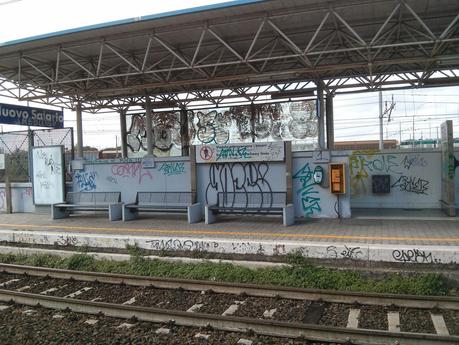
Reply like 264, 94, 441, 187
391, 175, 429, 195
74, 171, 98, 192
159, 162, 186, 176
205, 162, 273, 208
293, 163, 321, 217
111, 163, 153, 184
125, 101, 319, 155
36, 150, 62, 175
349, 150, 432, 196
401, 154, 428, 170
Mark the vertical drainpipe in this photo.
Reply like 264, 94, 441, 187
326, 94, 335, 150
145, 96, 154, 156
317, 83, 326, 149
119, 108, 128, 158
75, 102, 83, 159
250, 103, 256, 143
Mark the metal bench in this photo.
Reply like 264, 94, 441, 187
52, 192, 122, 221
205, 192, 294, 226
122, 192, 202, 223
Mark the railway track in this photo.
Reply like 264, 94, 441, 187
0, 263, 458, 345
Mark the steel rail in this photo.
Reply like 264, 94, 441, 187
0, 289, 457, 345
1, 263, 458, 310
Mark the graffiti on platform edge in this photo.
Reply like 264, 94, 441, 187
326, 245, 363, 260
392, 249, 441, 264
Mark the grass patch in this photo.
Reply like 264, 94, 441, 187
0, 252, 452, 296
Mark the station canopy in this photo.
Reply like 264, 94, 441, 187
0, 0, 458, 112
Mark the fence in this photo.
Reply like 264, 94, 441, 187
0, 128, 73, 182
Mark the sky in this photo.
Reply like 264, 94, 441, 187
0, 0, 458, 149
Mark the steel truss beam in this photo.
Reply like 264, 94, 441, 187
0, 0, 457, 112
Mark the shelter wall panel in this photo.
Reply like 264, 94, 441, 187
0, 184, 34, 213
72, 159, 190, 204
349, 150, 442, 209
196, 162, 286, 211
292, 154, 351, 218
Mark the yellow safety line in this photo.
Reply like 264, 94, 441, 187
0, 223, 458, 242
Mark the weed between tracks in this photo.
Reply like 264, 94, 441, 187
0, 252, 451, 296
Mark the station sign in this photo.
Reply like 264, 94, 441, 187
196, 142, 284, 163
329, 163, 346, 194
0, 103, 64, 128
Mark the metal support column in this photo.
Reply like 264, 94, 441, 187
285, 141, 293, 204
326, 94, 334, 150
317, 83, 326, 149
180, 108, 190, 156
190, 145, 197, 203
145, 96, 154, 156
5, 175, 12, 214
378, 90, 384, 150
250, 103, 256, 143
75, 103, 83, 159
119, 108, 128, 158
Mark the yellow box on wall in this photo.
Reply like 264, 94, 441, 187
329, 163, 346, 194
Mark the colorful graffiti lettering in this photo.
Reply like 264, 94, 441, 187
391, 175, 429, 195
350, 150, 403, 196
111, 163, 153, 184
293, 163, 321, 217
159, 162, 185, 176
74, 171, 98, 192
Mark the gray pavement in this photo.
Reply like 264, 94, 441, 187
0, 209, 458, 246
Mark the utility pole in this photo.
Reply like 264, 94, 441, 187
378, 91, 396, 150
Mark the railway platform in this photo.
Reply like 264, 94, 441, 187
0, 210, 458, 265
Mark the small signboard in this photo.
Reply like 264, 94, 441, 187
0, 103, 64, 128
0, 153, 4, 170
141, 156, 156, 169
196, 142, 284, 163
329, 163, 346, 194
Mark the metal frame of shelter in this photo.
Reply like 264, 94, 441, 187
0, 0, 458, 157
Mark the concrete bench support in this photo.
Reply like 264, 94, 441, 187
283, 204, 295, 227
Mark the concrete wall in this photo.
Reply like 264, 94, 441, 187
0, 183, 34, 213
349, 149, 446, 209
2, 149, 458, 215
292, 152, 351, 218
72, 157, 190, 203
